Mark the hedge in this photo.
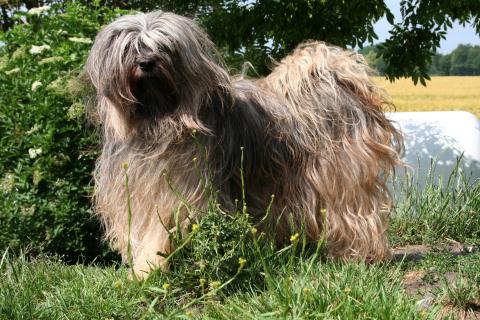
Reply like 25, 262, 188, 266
0, 3, 124, 262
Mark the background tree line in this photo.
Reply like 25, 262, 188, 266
361, 43, 480, 76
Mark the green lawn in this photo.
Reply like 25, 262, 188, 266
1, 167, 479, 319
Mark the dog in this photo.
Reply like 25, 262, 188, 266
84, 11, 403, 278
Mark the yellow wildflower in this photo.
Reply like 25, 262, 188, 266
238, 257, 246, 268
290, 232, 300, 243
191, 223, 200, 232
114, 280, 122, 289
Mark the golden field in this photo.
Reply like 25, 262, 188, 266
374, 76, 480, 118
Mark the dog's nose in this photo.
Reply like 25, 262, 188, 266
138, 59, 155, 72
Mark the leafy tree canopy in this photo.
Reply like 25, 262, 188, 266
150, 0, 480, 84
1, 0, 480, 82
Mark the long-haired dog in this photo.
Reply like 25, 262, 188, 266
85, 11, 403, 278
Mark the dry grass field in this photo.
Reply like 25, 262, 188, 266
374, 76, 480, 118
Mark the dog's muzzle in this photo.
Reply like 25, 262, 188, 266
138, 59, 155, 72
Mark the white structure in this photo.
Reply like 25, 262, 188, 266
388, 111, 480, 187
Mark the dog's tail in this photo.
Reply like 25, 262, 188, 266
260, 41, 404, 261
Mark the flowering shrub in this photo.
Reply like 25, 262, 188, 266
0, 3, 125, 262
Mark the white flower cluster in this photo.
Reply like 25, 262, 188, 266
67, 102, 84, 119
31, 81, 43, 91
27, 6, 50, 16
0, 173, 15, 193
0, 56, 6, 70
39, 56, 64, 65
26, 123, 40, 135
29, 44, 51, 55
11, 47, 27, 60
46, 77, 65, 95
68, 37, 92, 44
28, 147, 43, 159
5, 68, 20, 75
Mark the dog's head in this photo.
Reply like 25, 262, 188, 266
85, 11, 231, 139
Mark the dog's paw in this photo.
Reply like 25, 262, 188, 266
129, 256, 169, 281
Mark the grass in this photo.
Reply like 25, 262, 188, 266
389, 165, 480, 246
374, 76, 480, 118
0, 252, 428, 319
0, 166, 479, 319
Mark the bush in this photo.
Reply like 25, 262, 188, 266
0, 3, 124, 262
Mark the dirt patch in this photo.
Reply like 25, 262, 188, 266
436, 305, 480, 320
392, 241, 477, 262
402, 270, 480, 319
396, 244, 479, 319
401, 270, 458, 296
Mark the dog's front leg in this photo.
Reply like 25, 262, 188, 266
131, 225, 171, 280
